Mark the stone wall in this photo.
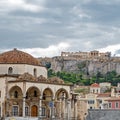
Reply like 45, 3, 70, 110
86, 109, 120, 120
38, 55, 120, 75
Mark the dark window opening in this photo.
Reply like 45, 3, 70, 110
34, 90, 37, 97
14, 91, 18, 98
26, 92, 28, 99
8, 67, 13, 74
43, 93, 46, 100
33, 68, 37, 77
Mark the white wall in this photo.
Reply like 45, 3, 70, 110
0, 64, 47, 78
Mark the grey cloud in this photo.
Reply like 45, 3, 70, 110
0, 0, 120, 56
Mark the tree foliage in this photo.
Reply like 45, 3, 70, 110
48, 69, 120, 86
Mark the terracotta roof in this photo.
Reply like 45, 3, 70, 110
105, 97, 120, 101
91, 83, 100, 87
97, 93, 111, 97
0, 48, 40, 66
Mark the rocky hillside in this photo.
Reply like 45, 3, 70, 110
38, 54, 120, 77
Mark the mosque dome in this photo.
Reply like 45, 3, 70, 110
0, 48, 40, 66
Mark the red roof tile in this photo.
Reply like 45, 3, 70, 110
0, 48, 40, 66
91, 83, 100, 87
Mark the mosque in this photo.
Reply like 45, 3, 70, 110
0, 48, 75, 120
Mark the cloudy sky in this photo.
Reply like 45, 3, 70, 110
0, 0, 120, 57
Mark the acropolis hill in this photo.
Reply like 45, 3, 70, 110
39, 50, 120, 76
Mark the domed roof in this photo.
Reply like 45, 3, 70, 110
0, 48, 40, 66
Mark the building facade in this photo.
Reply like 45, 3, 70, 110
0, 49, 74, 119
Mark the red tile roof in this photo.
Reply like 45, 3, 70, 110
91, 83, 100, 87
97, 93, 111, 97
105, 97, 120, 101
0, 48, 40, 66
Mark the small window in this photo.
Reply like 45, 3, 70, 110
116, 102, 119, 108
33, 68, 37, 77
88, 100, 94, 104
41, 107, 46, 116
8, 67, 13, 74
90, 107, 92, 109
34, 90, 37, 97
43, 93, 46, 100
99, 100, 102, 104
26, 92, 28, 99
109, 103, 112, 108
14, 91, 18, 98
25, 107, 29, 116
97, 89, 98, 93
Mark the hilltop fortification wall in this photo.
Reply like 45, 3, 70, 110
38, 51, 120, 75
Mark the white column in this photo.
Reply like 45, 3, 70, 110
64, 99, 66, 119
63, 94, 66, 119
38, 96, 42, 120
60, 99, 62, 118
67, 100, 71, 120
0, 101, 2, 117
52, 98, 55, 119
22, 97, 25, 117
74, 100, 77, 120
22, 82, 26, 117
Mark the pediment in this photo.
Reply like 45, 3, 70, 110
17, 72, 36, 81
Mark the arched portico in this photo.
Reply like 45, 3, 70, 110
55, 88, 69, 100
55, 88, 69, 119
8, 86, 23, 117
41, 88, 54, 118
6, 84, 71, 119
26, 86, 40, 117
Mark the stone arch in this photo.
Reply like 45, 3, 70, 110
9, 86, 23, 99
42, 88, 53, 101
8, 86, 23, 116
26, 86, 40, 117
26, 86, 41, 99
54, 88, 69, 118
42, 88, 54, 118
55, 88, 69, 100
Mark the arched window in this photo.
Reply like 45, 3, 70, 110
14, 91, 18, 98
8, 67, 13, 74
33, 68, 37, 77
34, 90, 37, 97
